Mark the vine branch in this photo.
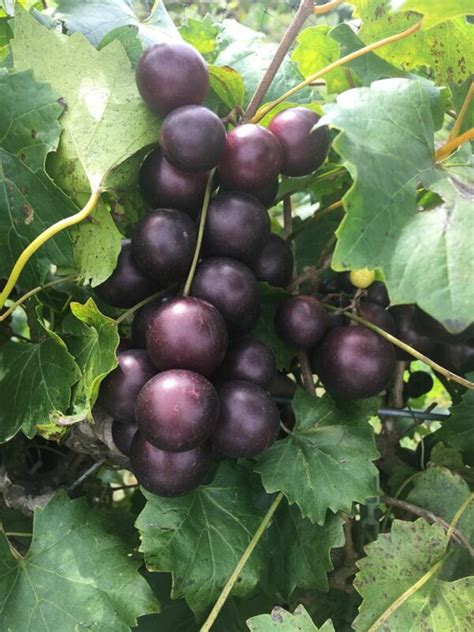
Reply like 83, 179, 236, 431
0, 275, 76, 323
435, 128, 474, 161
251, 20, 423, 123
448, 82, 473, 141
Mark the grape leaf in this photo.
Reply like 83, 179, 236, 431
391, 0, 474, 29
264, 504, 344, 599
11, 7, 161, 193
0, 68, 78, 287
352, 0, 473, 85
0, 492, 160, 630
354, 519, 474, 631
255, 390, 379, 524
209, 65, 246, 109
62, 298, 119, 419
180, 15, 219, 59
322, 77, 474, 333
53, 0, 179, 47
431, 386, 474, 466
247, 605, 334, 631
293, 211, 343, 274
98, 24, 144, 67
0, 326, 80, 442
136, 461, 266, 614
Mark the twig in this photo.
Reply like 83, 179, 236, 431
114, 285, 178, 325
282, 194, 293, 238
381, 496, 474, 556
447, 493, 473, 541
448, 83, 473, 141
200, 493, 284, 632
183, 169, 215, 296
378, 407, 448, 423
298, 351, 315, 395
67, 458, 105, 492
324, 305, 474, 390
436, 128, 474, 161
329, 515, 358, 592
314, 0, 345, 14
251, 20, 423, 123
241, 0, 315, 123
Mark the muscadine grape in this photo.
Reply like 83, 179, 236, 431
191, 257, 260, 332
100, 349, 156, 423
132, 209, 197, 284
366, 281, 389, 307
404, 371, 433, 398
389, 305, 435, 361
413, 307, 474, 344
433, 342, 474, 375
251, 233, 294, 288
349, 268, 375, 289
131, 294, 174, 349
112, 419, 138, 456
204, 192, 270, 264
314, 326, 396, 399
211, 380, 280, 458
95, 240, 158, 308
219, 340, 276, 389
358, 300, 397, 336
136, 42, 208, 117
275, 295, 329, 350
160, 105, 226, 172
268, 107, 329, 176
146, 297, 228, 376
217, 124, 282, 194
130, 433, 210, 497
136, 370, 219, 452
139, 148, 208, 218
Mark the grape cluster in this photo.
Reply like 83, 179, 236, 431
96, 41, 330, 498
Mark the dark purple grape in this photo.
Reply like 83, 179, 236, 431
217, 124, 282, 194
146, 297, 228, 376
404, 371, 433, 399
117, 338, 133, 353
319, 275, 341, 295
136, 370, 219, 452
314, 326, 396, 399
433, 342, 474, 375
389, 305, 435, 361
130, 433, 210, 497
414, 307, 474, 344
204, 192, 270, 264
275, 295, 329, 350
268, 107, 329, 176
95, 240, 158, 308
366, 281, 389, 307
136, 42, 209, 117
160, 105, 226, 173
251, 233, 293, 288
191, 257, 259, 332
358, 301, 397, 336
132, 210, 197, 284
211, 381, 280, 458
219, 340, 276, 389
139, 148, 208, 218
100, 350, 156, 423
112, 419, 138, 456
268, 372, 297, 399
131, 294, 174, 349
221, 179, 279, 208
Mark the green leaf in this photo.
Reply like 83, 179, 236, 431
293, 211, 342, 275
0, 492, 159, 630
250, 284, 295, 371
0, 68, 77, 287
352, 1, 474, 85
292, 25, 348, 94
98, 24, 144, 67
431, 386, 474, 466
264, 504, 344, 599
247, 605, 334, 632
0, 326, 80, 442
354, 519, 474, 631
11, 7, 161, 193
391, 0, 474, 29
62, 298, 119, 418
209, 65, 246, 109
53, 0, 179, 47
256, 390, 379, 524
136, 461, 266, 614
180, 15, 218, 59
322, 77, 474, 333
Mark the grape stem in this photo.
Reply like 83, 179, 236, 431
199, 492, 284, 632
241, 0, 315, 123
114, 285, 178, 325
182, 169, 216, 297
0, 189, 101, 310
325, 304, 474, 390
0, 275, 76, 323
314, 0, 345, 14
448, 82, 473, 141
435, 127, 474, 161
251, 20, 423, 123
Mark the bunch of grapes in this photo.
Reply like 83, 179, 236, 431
96, 41, 473, 498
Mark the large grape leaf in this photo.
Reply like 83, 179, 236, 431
354, 519, 474, 631
321, 77, 473, 333
53, 0, 179, 47
352, 0, 473, 85
62, 298, 119, 419
0, 326, 80, 443
255, 390, 379, 524
180, 15, 219, 60
0, 68, 77, 287
431, 386, 474, 466
247, 605, 334, 632
136, 461, 266, 615
264, 504, 344, 599
391, 0, 474, 29
11, 7, 161, 194
0, 492, 159, 630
